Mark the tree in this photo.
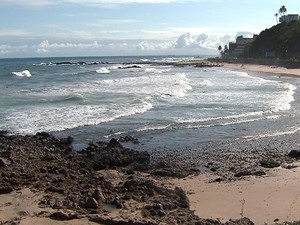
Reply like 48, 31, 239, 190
275, 13, 279, 24
218, 45, 222, 51
279, 5, 287, 16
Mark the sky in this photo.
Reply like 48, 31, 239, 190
0, 0, 299, 58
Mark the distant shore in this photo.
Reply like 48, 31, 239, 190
222, 62, 300, 78
169, 59, 300, 77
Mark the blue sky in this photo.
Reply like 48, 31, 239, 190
0, 0, 298, 58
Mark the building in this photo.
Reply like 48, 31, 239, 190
229, 35, 257, 57
279, 14, 300, 23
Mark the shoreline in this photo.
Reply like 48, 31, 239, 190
2, 60, 300, 224
222, 62, 300, 78
1, 132, 300, 224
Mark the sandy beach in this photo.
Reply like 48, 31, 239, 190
1, 62, 300, 225
172, 165, 300, 224
222, 63, 300, 77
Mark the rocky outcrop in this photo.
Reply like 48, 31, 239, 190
0, 131, 254, 224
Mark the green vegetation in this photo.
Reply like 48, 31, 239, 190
248, 20, 300, 59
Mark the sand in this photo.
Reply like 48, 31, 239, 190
0, 188, 100, 225
172, 166, 300, 224
222, 63, 300, 77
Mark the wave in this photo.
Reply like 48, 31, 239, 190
3, 99, 153, 134
96, 68, 110, 74
11, 70, 32, 77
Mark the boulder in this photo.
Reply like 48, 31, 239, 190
0, 157, 9, 168
260, 160, 280, 168
288, 150, 300, 159
84, 197, 99, 209
0, 186, 13, 194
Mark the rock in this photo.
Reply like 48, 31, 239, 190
260, 160, 280, 168
175, 186, 189, 209
234, 171, 252, 177
0, 186, 13, 194
288, 150, 300, 159
84, 197, 99, 209
0, 157, 9, 168
107, 138, 124, 149
225, 217, 254, 225
93, 188, 105, 202
50, 211, 78, 220
252, 170, 266, 176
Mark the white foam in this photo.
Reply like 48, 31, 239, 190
11, 70, 32, 77
243, 123, 300, 140
96, 67, 110, 74
4, 99, 153, 134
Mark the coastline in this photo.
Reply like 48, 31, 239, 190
222, 62, 300, 78
170, 60, 300, 224
2, 60, 300, 225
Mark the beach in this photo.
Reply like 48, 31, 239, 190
222, 62, 300, 78
1, 58, 300, 224
169, 62, 300, 224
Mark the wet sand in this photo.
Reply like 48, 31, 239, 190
222, 63, 300, 77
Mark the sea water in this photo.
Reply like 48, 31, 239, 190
1, 56, 300, 151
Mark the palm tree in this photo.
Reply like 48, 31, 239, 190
279, 5, 287, 16
274, 13, 279, 24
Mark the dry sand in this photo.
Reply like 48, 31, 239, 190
0, 188, 100, 225
222, 63, 300, 77
172, 166, 300, 224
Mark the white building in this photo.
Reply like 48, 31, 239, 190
279, 14, 300, 23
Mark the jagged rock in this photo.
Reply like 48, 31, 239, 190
84, 197, 99, 209
234, 171, 252, 177
0, 157, 9, 168
92, 188, 105, 202
0, 186, 13, 194
288, 150, 300, 159
50, 211, 78, 220
225, 217, 254, 225
260, 160, 280, 168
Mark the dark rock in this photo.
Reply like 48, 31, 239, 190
174, 186, 189, 209
0, 157, 9, 168
0, 186, 13, 194
210, 177, 225, 183
225, 217, 254, 225
260, 160, 280, 168
234, 171, 252, 177
93, 188, 105, 202
50, 211, 78, 220
152, 168, 189, 178
85, 197, 99, 209
288, 150, 300, 159
36, 132, 52, 138
252, 170, 266, 176
107, 138, 124, 149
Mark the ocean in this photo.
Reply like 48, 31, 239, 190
1, 56, 300, 152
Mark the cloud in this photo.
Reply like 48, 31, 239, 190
36, 40, 101, 53
0, 44, 29, 55
136, 33, 234, 52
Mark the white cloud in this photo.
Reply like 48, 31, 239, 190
136, 33, 234, 52
36, 40, 101, 53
